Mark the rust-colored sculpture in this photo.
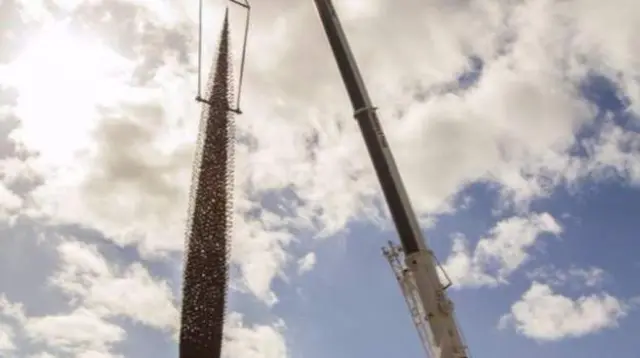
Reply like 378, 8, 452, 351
180, 10, 234, 358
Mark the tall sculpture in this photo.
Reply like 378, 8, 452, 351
179, 10, 234, 358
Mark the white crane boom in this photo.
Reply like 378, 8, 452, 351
311, 1, 469, 357
383, 242, 439, 357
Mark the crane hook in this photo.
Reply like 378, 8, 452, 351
196, 0, 251, 115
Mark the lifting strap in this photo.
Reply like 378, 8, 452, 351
196, 0, 251, 114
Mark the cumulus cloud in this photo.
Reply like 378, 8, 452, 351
0, 322, 16, 353
222, 312, 287, 358
499, 282, 629, 341
230, 201, 296, 305
1, 293, 124, 357
25, 308, 126, 354
527, 265, 606, 288
28, 353, 58, 358
297, 252, 316, 276
582, 121, 640, 184
50, 240, 179, 333
443, 212, 562, 287
0, 182, 21, 220
0, 294, 26, 325
1, 234, 289, 357
0, 237, 178, 357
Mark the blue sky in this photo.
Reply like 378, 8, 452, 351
1, 0, 640, 357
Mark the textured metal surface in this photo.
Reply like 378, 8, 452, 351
180, 11, 234, 358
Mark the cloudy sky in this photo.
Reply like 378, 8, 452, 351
1, 0, 640, 357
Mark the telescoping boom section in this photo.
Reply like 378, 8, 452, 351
311, 1, 469, 357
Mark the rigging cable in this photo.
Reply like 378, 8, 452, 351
196, 0, 251, 115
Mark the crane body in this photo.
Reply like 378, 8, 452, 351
311, 1, 469, 357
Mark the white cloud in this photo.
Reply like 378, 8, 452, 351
581, 121, 640, 184
25, 308, 126, 353
0, 238, 178, 358
499, 282, 628, 341
230, 206, 294, 306
297, 252, 316, 275
336, 0, 383, 21
443, 212, 562, 287
74, 351, 124, 358
476, 213, 562, 276
562, 0, 640, 112
571, 267, 606, 287
0, 295, 24, 355
82, 263, 178, 331
440, 234, 496, 288
527, 265, 606, 288
0, 182, 22, 220
0, 322, 16, 353
0, 293, 124, 358
0, 295, 26, 324
222, 312, 287, 358
50, 240, 179, 333
0, 243, 290, 357
28, 353, 58, 358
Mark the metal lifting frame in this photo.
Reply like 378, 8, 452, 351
196, 0, 251, 114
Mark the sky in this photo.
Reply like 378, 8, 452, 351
0, 0, 640, 357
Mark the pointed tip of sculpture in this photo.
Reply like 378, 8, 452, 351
216, 5, 231, 52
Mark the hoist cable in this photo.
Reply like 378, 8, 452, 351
234, 2, 250, 112
196, 0, 250, 115
196, 0, 204, 100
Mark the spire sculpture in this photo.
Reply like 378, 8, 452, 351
180, 10, 235, 358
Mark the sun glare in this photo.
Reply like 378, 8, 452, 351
6, 22, 134, 165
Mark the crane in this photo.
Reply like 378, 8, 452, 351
311, 1, 469, 357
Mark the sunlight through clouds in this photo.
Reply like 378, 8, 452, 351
6, 21, 135, 165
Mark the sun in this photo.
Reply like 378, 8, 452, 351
5, 21, 134, 166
